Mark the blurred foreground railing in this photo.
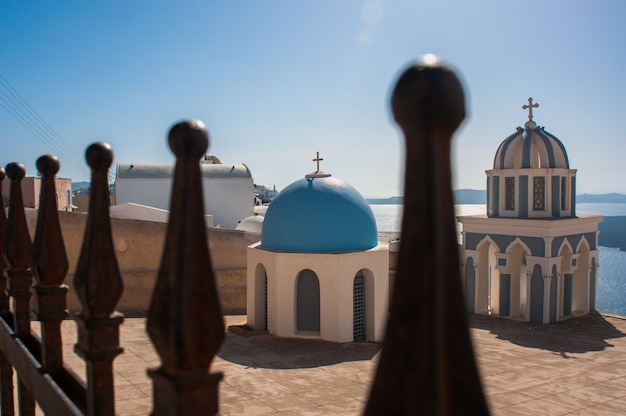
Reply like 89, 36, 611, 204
0, 56, 487, 415
0, 121, 224, 415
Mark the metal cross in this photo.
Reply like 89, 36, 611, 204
522, 97, 539, 121
313, 151, 323, 172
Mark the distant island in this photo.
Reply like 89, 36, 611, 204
577, 193, 626, 203
367, 190, 486, 204
367, 190, 626, 205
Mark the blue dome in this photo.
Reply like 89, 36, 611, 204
261, 175, 378, 253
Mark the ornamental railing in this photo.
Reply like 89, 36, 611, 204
0, 57, 488, 415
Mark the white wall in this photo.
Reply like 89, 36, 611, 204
109, 203, 213, 227
115, 177, 253, 229
247, 243, 389, 343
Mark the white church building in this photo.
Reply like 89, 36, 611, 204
115, 157, 253, 229
458, 98, 603, 324
246, 157, 389, 343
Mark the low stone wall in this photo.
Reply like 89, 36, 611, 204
24, 209, 259, 315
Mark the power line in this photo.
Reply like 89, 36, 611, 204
0, 75, 91, 177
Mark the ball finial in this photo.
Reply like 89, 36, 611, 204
5, 163, 26, 180
167, 120, 209, 160
85, 142, 114, 170
36, 155, 61, 176
391, 55, 465, 134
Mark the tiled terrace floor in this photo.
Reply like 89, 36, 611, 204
40, 313, 626, 415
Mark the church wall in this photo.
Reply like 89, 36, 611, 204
247, 245, 389, 343
337, 249, 389, 342
551, 232, 599, 256
466, 233, 544, 257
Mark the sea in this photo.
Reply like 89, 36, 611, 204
369, 203, 626, 315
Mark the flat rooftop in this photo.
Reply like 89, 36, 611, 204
49, 313, 626, 415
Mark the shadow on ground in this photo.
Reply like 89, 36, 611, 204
470, 312, 625, 354
217, 332, 381, 369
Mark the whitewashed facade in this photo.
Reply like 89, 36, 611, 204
115, 161, 253, 229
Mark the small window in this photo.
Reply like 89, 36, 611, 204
505, 177, 515, 210
533, 177, 545, 211
561, 177, 567, 210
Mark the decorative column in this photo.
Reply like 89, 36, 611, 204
557, 272, 563, 321
523, 271, 532, 320
542, 274, 552, 324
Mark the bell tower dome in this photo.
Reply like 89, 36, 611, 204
486, 98, 577, 218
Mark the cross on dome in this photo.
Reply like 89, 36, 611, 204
313, 151, 323, 172
305, 151, 331, 178
522, 97, 539, 122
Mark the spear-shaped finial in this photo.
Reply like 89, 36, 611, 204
147, 120, 225, 415
364, 55, 489, 415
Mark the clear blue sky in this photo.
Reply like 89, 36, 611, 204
1, 0, 625, 197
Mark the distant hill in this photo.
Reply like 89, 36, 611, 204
367, 190, 486, 205
366, 196, 404, 205
72, 181, 90, 192
454, 189, 486, 204
367, 191, 626, 205
577, 193, 626, 203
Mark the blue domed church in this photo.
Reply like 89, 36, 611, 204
458, 99, 603, 324
246, 157, 389, 342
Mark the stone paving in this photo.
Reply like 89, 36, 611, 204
45, 312, 626, 415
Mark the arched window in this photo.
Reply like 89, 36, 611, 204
254, 264, 268, 331
353, 271, 365, 341
296, 269, 320, 332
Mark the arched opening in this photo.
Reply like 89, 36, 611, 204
353, 271, 365, 341
530, 264, 544, 323
477, 239, 500, 315
296, 269, 320, 333
573, 241, 590, 314
508, 243, 527, 318
464, 257, 476, 313
254, 263, 268, 331
560, 243, 573, 317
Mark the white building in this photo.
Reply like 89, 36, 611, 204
115, 159, 253, 229
246, 166, 389, 343
458, 98, 603, 324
